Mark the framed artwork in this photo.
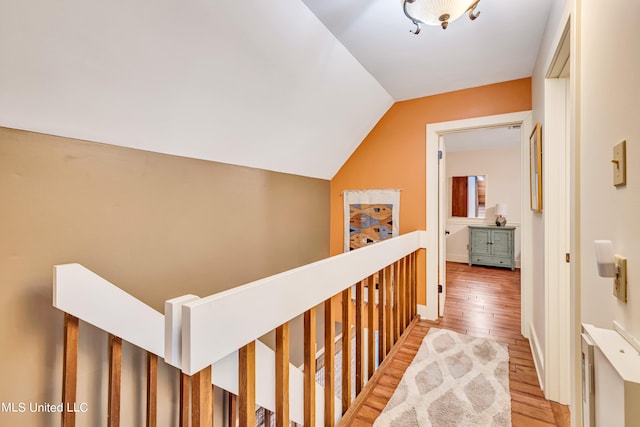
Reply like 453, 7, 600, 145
529, 122, 542, 212
343, 189, 400, 252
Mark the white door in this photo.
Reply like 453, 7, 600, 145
438, 136, 447, 316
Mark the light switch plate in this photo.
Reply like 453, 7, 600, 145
613, 140, 626, 186
613, 255, 627, 302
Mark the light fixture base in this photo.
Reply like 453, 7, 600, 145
439, 14, 450, 29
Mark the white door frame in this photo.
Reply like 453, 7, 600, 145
437, 135, 447, 316
542, 17, 572, 405
543, 77, 571, 404
423, 111, 533, 337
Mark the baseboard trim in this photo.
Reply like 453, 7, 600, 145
446, 254, 469, 264
529, 322, 545, 392
446, 255, 521, 268
417, 304, 435, 321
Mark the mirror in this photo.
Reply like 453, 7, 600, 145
451, 175, 486, 218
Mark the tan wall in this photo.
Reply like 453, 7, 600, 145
0, 127, 329, 425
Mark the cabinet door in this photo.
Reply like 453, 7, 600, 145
470, 229, 491, 255
491, 229, 513, 257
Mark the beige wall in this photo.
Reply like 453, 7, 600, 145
0, 127, 329, 425
531, 0, 640, 421
578, 0, 640, 339
445, 146, 522, 265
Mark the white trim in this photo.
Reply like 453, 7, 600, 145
438, 136, 446, 316
583, 324, 640, 384
446, 254, 469, 264
54, 263, 329, 425
182, 230, 426, 374
53, 263, 164, 356
529, 322, 546, 391
613, 321, 640, 354
165, 294, 200, 368
426, 111, 533, 333
543, 76, 571, 404
417, 304, 429, 319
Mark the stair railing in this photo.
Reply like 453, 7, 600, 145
53, 230, 426, 427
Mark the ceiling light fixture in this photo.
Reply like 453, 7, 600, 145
402, 0, 480, 35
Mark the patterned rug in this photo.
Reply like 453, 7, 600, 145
373, 328, 512, 426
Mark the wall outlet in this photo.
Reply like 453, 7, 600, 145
613, 255, 627, 302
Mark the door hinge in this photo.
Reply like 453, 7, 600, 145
438, 284, 443, 293
566, 253, 571, 263
438, 150, 443, 160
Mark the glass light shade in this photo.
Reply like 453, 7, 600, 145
403, 0, 478, 27
496, 203, 508, 216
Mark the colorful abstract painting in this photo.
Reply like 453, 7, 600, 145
349, 204, 394, 250
343, 189, 400, 252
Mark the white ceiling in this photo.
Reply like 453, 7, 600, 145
444, 126, 521, 152
0, 0, 392, 180
1, 0, 553, 180
302, 0, 554, 101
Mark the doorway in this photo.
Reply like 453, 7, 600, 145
438, 126, 523, 315
423, 111, 533, 341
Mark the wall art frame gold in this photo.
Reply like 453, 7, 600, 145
529, 122, 542, 212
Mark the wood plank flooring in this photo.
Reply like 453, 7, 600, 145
340, 262, 570, 426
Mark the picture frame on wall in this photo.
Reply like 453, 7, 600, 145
529, 122, 542, 212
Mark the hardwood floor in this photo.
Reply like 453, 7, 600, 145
341, 262, 570, 426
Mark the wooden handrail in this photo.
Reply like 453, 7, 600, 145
393, 260, 401, 342
377, 268, 386, 366
146, 353, 158, 427
384, 266, 393, 357
228, 393, 237, 427
192, 366, 213, 427
61, 313, 78, 427
239, 342, 256, 427
180, 373, 190, 427
275, 324, 290, 427
367, 275, 375, 380
324, 297, 336, 427
108, 335, 122, 427
355, 280, 364, 395
303, 308, 316, 427
341, 288, 352, 415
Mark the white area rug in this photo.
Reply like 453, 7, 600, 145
373, 328, 512, 427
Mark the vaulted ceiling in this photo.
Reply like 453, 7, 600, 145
0, 0, 552, 180
302, 0, 553, 101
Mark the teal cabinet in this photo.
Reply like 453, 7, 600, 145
468, 226, 515, 270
